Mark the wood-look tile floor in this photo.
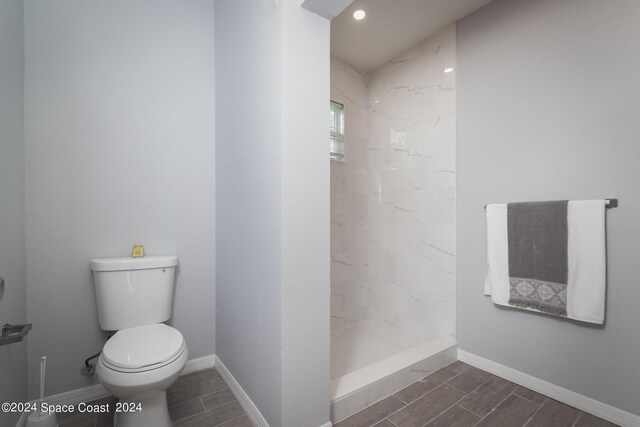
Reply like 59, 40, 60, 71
335, 361, 619, 427
52, 361, 621, 427
57, 368, 251, 427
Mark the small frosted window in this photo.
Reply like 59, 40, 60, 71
329, 101, 345, 161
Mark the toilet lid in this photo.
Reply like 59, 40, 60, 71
102, 324, 185, 371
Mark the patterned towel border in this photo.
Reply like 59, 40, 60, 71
509, 277, 567, 316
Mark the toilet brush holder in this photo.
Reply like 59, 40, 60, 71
26, 356, 58, 427
26, 410, 58, 427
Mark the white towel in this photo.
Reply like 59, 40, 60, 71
485, 200, 606, 324
484, 204, 509, 303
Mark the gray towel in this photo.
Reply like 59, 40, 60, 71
507, 201, 569, 316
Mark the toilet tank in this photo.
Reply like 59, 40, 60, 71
90, 256, 179, 331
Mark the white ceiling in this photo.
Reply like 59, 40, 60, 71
331, 0, 493, 72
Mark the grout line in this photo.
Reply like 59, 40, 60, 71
217, 412, 250, 427
173, 399, 238, 425
443, 367, 465, 378
387, 418, 400, 427
383, 390, 432, 423
391, 366, 493, 426
566, 409, 584, 427
392, 366, 464, 405
447, 362, 473, 375
403, 372, 490, 427
196, 395, 206, 416
381, 395, 409, 423
420, 391, 476, 426
395, 394, 409, 405
173, 409, 204, 425
572, 412, 585, 427
471, 390, 520, 426
465, 381, 522, 419
446, 370, 494, 396
210, 378, 222, 393
514, 389, 549, 406
421, 375, 498, 426
523, 397, 549, 427
396, 367, 463, 405
334, 395, 404, 427
456, 404, 483, 419
371, 417, 396, 427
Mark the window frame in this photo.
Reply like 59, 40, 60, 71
329, 100, 345, 162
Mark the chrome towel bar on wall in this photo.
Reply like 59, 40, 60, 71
483, 198, 618, 210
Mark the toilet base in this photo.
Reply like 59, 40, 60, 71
114, 391, 172, 427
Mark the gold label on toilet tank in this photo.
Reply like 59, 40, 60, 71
132, 245, 145, 258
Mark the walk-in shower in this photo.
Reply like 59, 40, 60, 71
330, 22, 457, 422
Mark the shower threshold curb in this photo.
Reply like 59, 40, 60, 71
330, 337, 457, 423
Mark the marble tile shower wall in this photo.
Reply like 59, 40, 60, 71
330, 23, 456, 341
367, 25, 456, 341
330, 57, 370, 326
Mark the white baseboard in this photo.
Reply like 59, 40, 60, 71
182, 354, 216, 375
47, 354, 216, 406
458, 350, 640, 427
214, 355, 269, 427
16, 354, 217, 427
214, 355, 332, 427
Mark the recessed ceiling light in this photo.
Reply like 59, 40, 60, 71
444, 68, 454, 73
353, 9, 366, 20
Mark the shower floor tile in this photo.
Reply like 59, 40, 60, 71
331, 319, 428, 379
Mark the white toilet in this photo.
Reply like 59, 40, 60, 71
90, 255, 188, 427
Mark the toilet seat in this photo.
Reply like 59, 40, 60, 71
102, 324, 185, 373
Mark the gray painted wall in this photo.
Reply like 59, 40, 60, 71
215, 0, 283, 425
0, 1, 27, 425
216, 1, 330, 425
457, 0, 640, 415
24, 0, 216, 398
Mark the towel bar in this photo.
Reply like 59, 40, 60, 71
484, 198, 618, 210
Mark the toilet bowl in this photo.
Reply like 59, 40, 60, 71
96, 324, 188, 427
